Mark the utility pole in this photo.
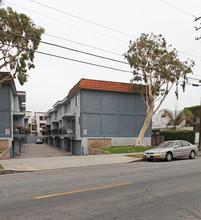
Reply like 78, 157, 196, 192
195, 16, 201, 149
199, 100, 201, 150
195, 16, 201, 40
34, 111, 37, 136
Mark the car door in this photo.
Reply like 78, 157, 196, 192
181, 140, 191, 157
174, 141, 183, 158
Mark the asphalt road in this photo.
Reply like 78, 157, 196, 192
0, 157, 201, 220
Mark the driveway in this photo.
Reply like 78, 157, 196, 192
15, 143, 71, 159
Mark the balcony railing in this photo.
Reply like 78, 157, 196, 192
43, 128, 74, 136
13, 126, 30, 138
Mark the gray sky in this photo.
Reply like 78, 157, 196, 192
3, 0, 201, 113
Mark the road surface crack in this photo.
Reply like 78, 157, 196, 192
184, 206, 201, 219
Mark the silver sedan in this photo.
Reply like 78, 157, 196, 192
142, 140, 198, 161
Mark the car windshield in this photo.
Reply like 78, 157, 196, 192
156, 142, 175, 148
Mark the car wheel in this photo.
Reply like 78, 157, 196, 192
166, 152, 173, 162
189, 150, 195, 159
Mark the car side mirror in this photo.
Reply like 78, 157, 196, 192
174, 145, 179, 148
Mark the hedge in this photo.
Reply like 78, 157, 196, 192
191, 123, 200, 132
160, 130, 196, 144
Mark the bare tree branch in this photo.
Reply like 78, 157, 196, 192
0, 48, 23, 69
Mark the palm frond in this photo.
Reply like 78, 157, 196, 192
160, 108, 194, 129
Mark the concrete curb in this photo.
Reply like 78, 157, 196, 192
0, 155, 142, 174
0, 169, 31, 175
1, 153, 199, 175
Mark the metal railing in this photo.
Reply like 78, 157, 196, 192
13, 127, 30, 135
43, 128, 74, 135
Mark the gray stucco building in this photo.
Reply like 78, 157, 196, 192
44, 78, 151, 155
0, 72, 28, 158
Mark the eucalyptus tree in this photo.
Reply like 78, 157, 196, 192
124, 33, 194, 146
0, 4, 44, 85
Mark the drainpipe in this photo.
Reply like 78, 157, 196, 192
35, 111, 36, 136
199, 101, 201, 150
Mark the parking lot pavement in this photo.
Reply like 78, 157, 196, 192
15, 143, 72, 159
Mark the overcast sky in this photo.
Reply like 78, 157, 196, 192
3, 0, 201, 113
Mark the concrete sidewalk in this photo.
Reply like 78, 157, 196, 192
0, 154, 140, 172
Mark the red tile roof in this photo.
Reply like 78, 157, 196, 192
67, 78, 143, 98
53, 100, 62, 108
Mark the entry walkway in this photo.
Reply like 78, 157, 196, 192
15, 143, 72, 159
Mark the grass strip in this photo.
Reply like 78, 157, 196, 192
101, 145, 154, 154
0, 164, 4, 169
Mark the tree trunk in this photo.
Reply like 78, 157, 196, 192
135, 108, 154, 146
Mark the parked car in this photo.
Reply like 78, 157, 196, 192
36, 138, 43, 144
142, 140, 198, 162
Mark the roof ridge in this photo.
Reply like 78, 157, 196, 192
79, 78, 134, 85
67, 78, 143, 98
46, 78, 144, 115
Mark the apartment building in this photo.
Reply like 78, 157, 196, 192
25, 111, 32, 132
152, 110, 186, 132
25, 111, 46, 136
0, 72, 28, 158
31, 112, 46, 136
44, 78, 151, 155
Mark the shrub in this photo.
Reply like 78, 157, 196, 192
191, 123, 200, 132
160, 130, 196, 144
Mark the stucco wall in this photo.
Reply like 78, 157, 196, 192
0, 85, 11, 138
70, 93, 81, 140
80, 90, 151, 138
111, 137, 151, 146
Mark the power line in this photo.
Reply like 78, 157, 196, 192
0, 30, 128, 65
5, 1, 201, 61
187, 76, 201, 81
5, 30, 201, 79
30, 0, 136, 39
45, 33, 122, 57
46, 33, 201, 61
4, 42, 200, 86
159, 0, 195, 18
1, 32, 201, 85
35, 50, 132, 73
5, 0, 125, 55
0, 42, 132, 73
4, 0, 128, 43
2, 43, 200, 86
